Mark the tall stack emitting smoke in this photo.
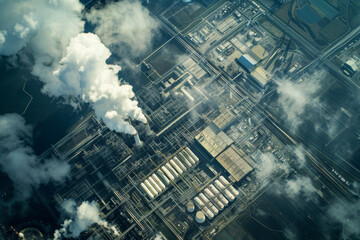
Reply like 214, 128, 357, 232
53, 199, 119, 240
0, 0, 152, 135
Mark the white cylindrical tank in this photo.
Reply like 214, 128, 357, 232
161, 166, 175, 181
208, 202, 219, 215
219, 176, 230, 186
194, 197, 205, 208
204, 188, 215, 199
148, 176, 162, 193
223, 189, 235, 202
185, 147, 199, 162
140, 183, 154, 199
218, 194, 229, 206
145, 179, 158, 196
199, 193, 210, 204
157, 169, 170, 185
203, 206, 214, 220
213, 197, 224, 210
182, 150, 196, 165
177, 152, 192, 167
253, 37, 261, 45
170, 159, 183, 175
195, 211, 206, 223
247, 31, 255, 40
215, 180, 225, 191
228, 185, 240, 196
165, 163, 179, 177
152, 174, 166, 190
187, 201, 195, 213
209, 184, 220, 195
173, 156, 187, 171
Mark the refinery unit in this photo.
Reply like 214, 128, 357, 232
5, 0, 358, 239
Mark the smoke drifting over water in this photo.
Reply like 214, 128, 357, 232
86, 0, 160, 58
0, 0, 147, 134
0, 113, 70, 200
54, 199, 119, 240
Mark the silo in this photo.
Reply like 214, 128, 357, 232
195, 211, 206, 223
157, 169, 170, 185
185, 147, 199, 162
173, 156, 187, 171
170, 159, 183, 175
187, 201, 195, 213
148, 176, 162, 193
161, 166, 175, 181
140, 183, 154, 199
182, 150, 196, 165
228, 185, 240, 196
177, 152, 192, 167
152, 173, 166, 190
165, 163, 179, 177
219, 176, 230, 186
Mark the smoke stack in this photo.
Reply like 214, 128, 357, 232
144, 121, 154, 136
133, 132, 143, 147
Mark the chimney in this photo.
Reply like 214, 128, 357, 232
133, 132, 143, 147
144, 121, 153, 136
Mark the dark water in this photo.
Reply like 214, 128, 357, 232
0, 60, 90, 154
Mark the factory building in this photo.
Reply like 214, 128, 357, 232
250, 66, 272, 87
342, 57, 360, 76
215, 145, 254, 182
237, 54, 258, 72
195, 123, 233, 158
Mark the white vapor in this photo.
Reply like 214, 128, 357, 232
54, 199, 119, 240
276, 71, 323, 130
0, 113, 70, 199
42, 33, 146, 134
325, 199, 360, 240
283, 176, 317, 201
86, 0, 160, 57
0, 0, 147, 134
255, 152, 289, 183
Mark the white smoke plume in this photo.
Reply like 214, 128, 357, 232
255, 152, 289, 183
86, 0, 160, 58
54, 199, 119, 240
42, 33, 146, 134
0, 0, 147, 134
325, 199, 360, 240
279, 176, 317, 201
0, 113, 70, 200
275, 71, 323, 130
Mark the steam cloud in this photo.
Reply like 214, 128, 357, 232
274, 176, 317, 202
43, 33, 146, 134
54, 199, 119, 240
275, 71, 323, 130
86, 0, 160, 57
0, 113, 70, 200
255, 152, 289, 183
0, 0, 147, 135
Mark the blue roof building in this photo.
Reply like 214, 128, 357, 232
237, 54, 258, 72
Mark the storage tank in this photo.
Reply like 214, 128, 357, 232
161, 166, 175, 181
187, 201, 195, 213
194, 197, 205, 208
203, 206, 214, 220
199, 193, 210, 204
218, 194, 229, 206
247, 31, 255, 40
223, 189, 235, 202
152, 173, 166, 190
157, 169, 170, 185
204, 188, 215, 199
213, 197, 224, 210
182, 150, 196, 165
219, 176, 230, 186
165, 163, 179, 177
185, 147, 199, 162
209, 184, 220, 195
208, 202, 219, 215
195, 211, 206, 223
148, 176, 162, 193
170, 159, 183, 175
140, 182, 154, 199
144, 179, 158, 196
214, 180, 225, 191
173, 156, 187, 171
253, 37, 261, 45
228, 185, 240, 196
177, 152, 192, 167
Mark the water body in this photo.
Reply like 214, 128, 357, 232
0, 60, 90, 154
